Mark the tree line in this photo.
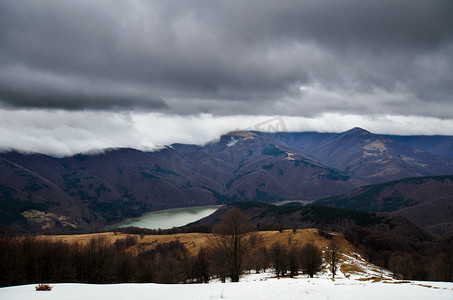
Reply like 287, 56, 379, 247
344, 225, 453, 282
207, 208, 326, 282
3, 207, 452, 287
0, 209, 326, 287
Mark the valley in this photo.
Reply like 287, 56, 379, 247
1, 128, 453, 234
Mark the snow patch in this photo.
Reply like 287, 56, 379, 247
227, 137, 238, 147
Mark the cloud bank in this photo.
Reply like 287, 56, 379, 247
1, 110, 453, 156
0, 0, 452, 154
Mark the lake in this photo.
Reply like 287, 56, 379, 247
107, 205, 222, 230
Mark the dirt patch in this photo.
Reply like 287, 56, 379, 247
340, 263, 365, 275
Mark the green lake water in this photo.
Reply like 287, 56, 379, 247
107, 205, 222, 230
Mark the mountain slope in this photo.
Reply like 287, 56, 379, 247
272, 128, 453, 184
0, 157, 90, 232
196, 201, 433, 242
0, 132, 357, 232
314, 175, 453, 235
1, 128, 453, 233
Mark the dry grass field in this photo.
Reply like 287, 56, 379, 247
36, 229, 388, 280
39, 229, 353, 257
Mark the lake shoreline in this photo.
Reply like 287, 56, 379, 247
105, 205, 223, 230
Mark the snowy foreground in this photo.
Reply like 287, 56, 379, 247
2, 277, 453, 300
2, 254, 451, 300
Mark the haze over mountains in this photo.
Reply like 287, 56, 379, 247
1, 127, 453, 233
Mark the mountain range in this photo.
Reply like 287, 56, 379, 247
1, 127, 452, 233
270, 128, 453, 183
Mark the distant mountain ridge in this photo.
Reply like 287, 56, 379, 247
383, 134, 453, 158
270, 128, 453, 183
1, 128, 453, 233
314, 175, 453, 236
270, 128, 453, 159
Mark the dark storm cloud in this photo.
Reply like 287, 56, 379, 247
0, 0, 452, 116
0, 72, 168, 110
0, 84, 167, 110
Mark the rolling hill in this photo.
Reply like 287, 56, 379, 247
195, 201, 433, 243
314, 175, 453, 236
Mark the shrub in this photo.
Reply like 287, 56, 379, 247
35, 284, 53, 291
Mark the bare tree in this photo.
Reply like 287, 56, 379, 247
269, 241, 288, 277
288, 245, 299, 278
192, 247, 210, 283
244, 233, 265, 274
244, 245, 269, 274
83, 237, 115, 283
208, 208, 253, 282
300, 243, 322, 278
326, 239, 340, 279
317, 221, 327, 237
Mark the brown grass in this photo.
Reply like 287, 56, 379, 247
37, 229, 390, 281
38, 229, 356, 257
415, 284, 437, 289
383, 281, 411, 284
340, 262, 365, 275
357, 276, 383, 282
39, 232, 213, 255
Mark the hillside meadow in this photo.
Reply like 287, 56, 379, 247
39, 229, 348, 256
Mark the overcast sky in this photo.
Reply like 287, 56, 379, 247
1, 0, 453, 156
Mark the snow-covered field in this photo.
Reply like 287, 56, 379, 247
2, 277, 453, 300
2, 246, 451, 299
